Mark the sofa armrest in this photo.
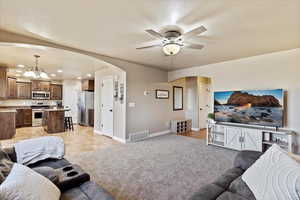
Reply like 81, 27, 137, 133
2, 147, 17, 162
234, 150, 263, 171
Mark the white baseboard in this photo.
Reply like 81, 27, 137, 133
94, 129, 103, 135
148, 130, 171, 138
191, 128, 200, 131
112, 136, 127, 143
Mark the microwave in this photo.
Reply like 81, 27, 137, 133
32, 91, 50, 100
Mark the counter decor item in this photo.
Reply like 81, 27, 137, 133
207, 113, 216, 124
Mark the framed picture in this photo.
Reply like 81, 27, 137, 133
173, 86, 183, 111
156, 89, 169, 99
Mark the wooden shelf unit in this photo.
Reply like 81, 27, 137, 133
207, 123, 296, 153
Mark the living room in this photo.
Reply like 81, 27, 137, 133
1, 0, 300, 200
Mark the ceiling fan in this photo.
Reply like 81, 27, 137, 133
136, 25, 207, 56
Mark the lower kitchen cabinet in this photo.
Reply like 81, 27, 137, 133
16, 108, 32, 128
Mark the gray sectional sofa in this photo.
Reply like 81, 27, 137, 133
189, 151, 263, 200
2, 147, 114, 200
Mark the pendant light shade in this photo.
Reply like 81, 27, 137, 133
23, 55, 49, 79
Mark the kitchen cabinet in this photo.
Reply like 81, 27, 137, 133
32, 80, 50, 91
50, 84, 63, 100
0, 110, 16, 139
0, 68, 7, 99
16, 82, 32, 99
7, 77, 17, 99
16, 108, 32, 128
82, 80, 94, 91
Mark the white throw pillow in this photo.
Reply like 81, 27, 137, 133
0, 163, 61, 200
242, 144, 300, 200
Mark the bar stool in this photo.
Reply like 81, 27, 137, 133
64, 117, 74, 131
64, 107, 74, 131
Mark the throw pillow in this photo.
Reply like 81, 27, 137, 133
242, 144, 300, 200
0, 149, 13, 184
0, 163, 61, 200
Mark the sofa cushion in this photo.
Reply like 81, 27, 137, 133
33, 166, 60, 184
216, 191, 250, 200
0, 163, 61, 200
213, 168, 244, 189
0, 149, 14, 184
189, 183, 225, 200
234, 151, 262, 171
229, 177, 256, 200
61, 181, 114, 200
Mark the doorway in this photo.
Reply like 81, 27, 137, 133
101, 76, 114, 137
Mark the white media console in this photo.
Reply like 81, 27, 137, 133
207, 123, 296, 153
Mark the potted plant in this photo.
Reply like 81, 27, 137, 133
207, 113, 216, 124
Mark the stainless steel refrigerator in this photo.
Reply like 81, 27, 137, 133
78, 91, 94, 126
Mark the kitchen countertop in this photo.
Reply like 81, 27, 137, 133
43, 108, 71, 112
0, 109, 17, 113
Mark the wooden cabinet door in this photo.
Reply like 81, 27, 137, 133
50, 84, 62, 100
225, 127, 242, 151
31, 80, 40, 91
7, 77, 17, 99
0, 68, 7, 99
16, 109, 24, 128
17, 82, 32, 99
23, 109, 32, 126
40, 81, 50, 91
82, 80, 94, 91
242, 129, 263, 152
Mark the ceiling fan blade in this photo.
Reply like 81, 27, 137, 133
136, 44, 161, 50
145, 29, 165, 39
182, 26, 207, 39
184, 43, 204, 50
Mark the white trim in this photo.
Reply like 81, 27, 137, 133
191, 128, 200, 131
148, 130, 171, 138
112, 136, 127, 143
94, 129, 103, 135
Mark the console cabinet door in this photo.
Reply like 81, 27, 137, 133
242, 129, 263, 152
225, 127, 242, 151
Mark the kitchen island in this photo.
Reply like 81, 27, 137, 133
42, 108, 70, 134
0, 109, 17, 139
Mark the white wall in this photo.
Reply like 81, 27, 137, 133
169, 48, 300, 152
94, 67, 126, 142
62, 80, 82, 124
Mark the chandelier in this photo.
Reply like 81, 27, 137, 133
24, 55, 49, 79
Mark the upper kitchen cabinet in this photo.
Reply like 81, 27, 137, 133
0, 67, 7, 99
82, 80, 94, 91
50, 84, 63, 100
7, 77, 17, 99
16, 82, 32, 99
32, 80, 50, 91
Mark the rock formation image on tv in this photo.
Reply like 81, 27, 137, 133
214, 89, 283, 127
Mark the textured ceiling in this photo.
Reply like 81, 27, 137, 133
0, 0, 299, 71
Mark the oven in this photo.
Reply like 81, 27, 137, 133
32, 91, 50, 100
32, 109, 44, 127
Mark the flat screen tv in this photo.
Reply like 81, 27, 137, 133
214, 89, 284, 127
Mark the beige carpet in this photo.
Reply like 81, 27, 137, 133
66, 134, 237, 200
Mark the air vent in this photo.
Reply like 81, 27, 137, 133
129, 130, 149, 142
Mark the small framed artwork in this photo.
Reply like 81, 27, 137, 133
156, 89, 169, 99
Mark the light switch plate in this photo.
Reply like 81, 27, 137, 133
128, 102, 136, 107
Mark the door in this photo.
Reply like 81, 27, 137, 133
198, 77, 211, 129
225, 127, 242, 151
101, 77, 113, 137
242, 129, 263, 152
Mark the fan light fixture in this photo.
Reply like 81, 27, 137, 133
23, 55, 49, 79
162, 43, 181, 55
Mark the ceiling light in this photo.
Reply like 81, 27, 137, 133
16, 70, 22, 73
50, 74, 56, 77
77, 77, 82, 80
17, 64, 25, 68
162, 43, 181, 55
23, 55, 49, 79
86, 74, 92, 77
57, 69, 63, 73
